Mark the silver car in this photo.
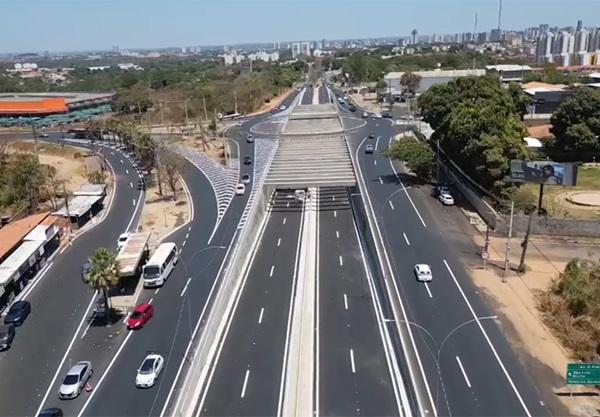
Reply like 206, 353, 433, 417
58, 361, 93, 399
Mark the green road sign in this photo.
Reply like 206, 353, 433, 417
566, 363, 600, 385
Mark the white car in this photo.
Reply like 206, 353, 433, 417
117, 232, 130, 250
235, 183, 246, 195
241, 174, 251, 184
414, 264, 432, 282
58, 361, 93, 399
279, 105, 286, 110
135, 354, 164, 388
438, 193, 455, 206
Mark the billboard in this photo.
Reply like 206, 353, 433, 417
510, 160, 578, 186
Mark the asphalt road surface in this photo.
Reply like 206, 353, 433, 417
335, 91, 551, 417
0, 137, 143, 417
317, 187, 399, 417
200, 191, 304, 416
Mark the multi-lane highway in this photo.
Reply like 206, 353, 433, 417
337, 93, 552, 416
0, 137, 144, 417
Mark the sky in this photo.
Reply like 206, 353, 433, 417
1, 0, 599, 53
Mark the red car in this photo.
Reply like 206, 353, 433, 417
127, 303, 154, 330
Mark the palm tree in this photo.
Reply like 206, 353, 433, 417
83, 248, 120, 316
134, 132, 156, 168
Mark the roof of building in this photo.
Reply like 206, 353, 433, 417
73, 184, 106, 197
588, 83, 600, 88
527, 124, 553, 139
53, 195, 103, 217
0, 239, 45, 286
522, 82, 568, 94
0, 212, 50, 261
0, 98, 67, 115
0, 92, 114, 105
485, 64, 533, 72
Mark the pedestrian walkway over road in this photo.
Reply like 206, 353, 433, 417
265, 135, 355, 188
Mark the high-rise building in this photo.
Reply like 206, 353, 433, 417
577, 20, 583, 31
575, 29, 590, 52
301, 41, 311, 56
490, 29, 502, 42
536, 32, 553, 63
291, 42, 301, 59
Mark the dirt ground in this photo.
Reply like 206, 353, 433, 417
246, 87, 295, 116
139, 175, 190, 246
465, 214, 600, 416
349, 93, 383, 114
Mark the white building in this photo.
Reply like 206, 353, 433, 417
118, 63, 143, 71
248, 51, 279, 62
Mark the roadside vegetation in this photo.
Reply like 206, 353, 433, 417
0, 57, 305, 124
539, 258, 600, 362
84, 247, 120, 316
386, 136, 434, 179
418, 75, 531, 194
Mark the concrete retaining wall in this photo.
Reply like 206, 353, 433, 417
496, 214, 600, 238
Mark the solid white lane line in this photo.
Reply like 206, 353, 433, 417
80, 313, 95, 339
375, 136, 381, 150
389, 201, 395, 210
424, 282, 433, 298
403, 232, 410, 246
241, 369, 250, 398
120, 159, 123, 164
339, 255, 343, 266
130, 182, 133, 188
277, 237, 282, 247
336, 230, 340, 239
258, 307, 265, 324
343, 294, 349, 310
283, 217, 287, 224
182, 240, 187, 247
185, 232, 189, 239
180, 277, 192, 297
379, 177, 383, 185
443, 259, 532, 417
349, 349, 356, 374
34, 292, 97, 417
334, 210, 337, 218
132, 198, 136, 206
269, 265, 275, 277
126, 169, 129, 175
374, 160, 377, 166
456, 356, 472, 388
154, 288, 160, 295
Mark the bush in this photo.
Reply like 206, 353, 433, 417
539, 259, 600, 361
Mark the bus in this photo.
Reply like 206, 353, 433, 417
142, 243, 178, 288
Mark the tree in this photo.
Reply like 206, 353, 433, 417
158, 150, 184, 200
7, 154, 45, 213
133, 133, 156, 168
386, 136, 434, 179
418, 75, 530, 191
507, 82, 531, 119
548, 87, 600, 161
84, 248, 120, 319
400, 72, 422, 96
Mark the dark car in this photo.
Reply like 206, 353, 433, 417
81, 263, 92, 281
368, 133, 375, 139
349, 106, 356, 112
38, 408, 63, 417
136, 178, 145, 190
4, 300, 31, 326
382, 112, 392, 118
365, 144, 374, 154
0, 324, 15, 350
243, 156, 252, 165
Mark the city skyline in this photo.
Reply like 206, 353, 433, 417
1, 0, 599, 54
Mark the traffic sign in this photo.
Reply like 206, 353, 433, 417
481, 251, 489, 260
566, 363, 600, 385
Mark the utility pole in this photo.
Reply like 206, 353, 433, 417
233, 90, 238, 115
503, 201, 514, 282
32, 124, 38, 150
184, 97, 191, 127
202, 97, 208, 121
436, 137, 440, 185
62, 183, 72, 234
59, 125, 64, 147
159, 101, 165, 126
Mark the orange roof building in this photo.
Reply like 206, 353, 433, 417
0, 98, 67, 116
0, 212, 50, 262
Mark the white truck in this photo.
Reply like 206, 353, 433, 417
116, 232, 151, 278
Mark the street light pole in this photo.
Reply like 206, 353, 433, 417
436, 137, 440, 185
503, 201, 514, 282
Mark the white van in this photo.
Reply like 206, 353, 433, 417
142, 243, 178, 288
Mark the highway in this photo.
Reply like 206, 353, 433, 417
317, 187, 398, 417
0, 137, 143, 417
200, 191, 304, 416
337, 93, 552, 416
